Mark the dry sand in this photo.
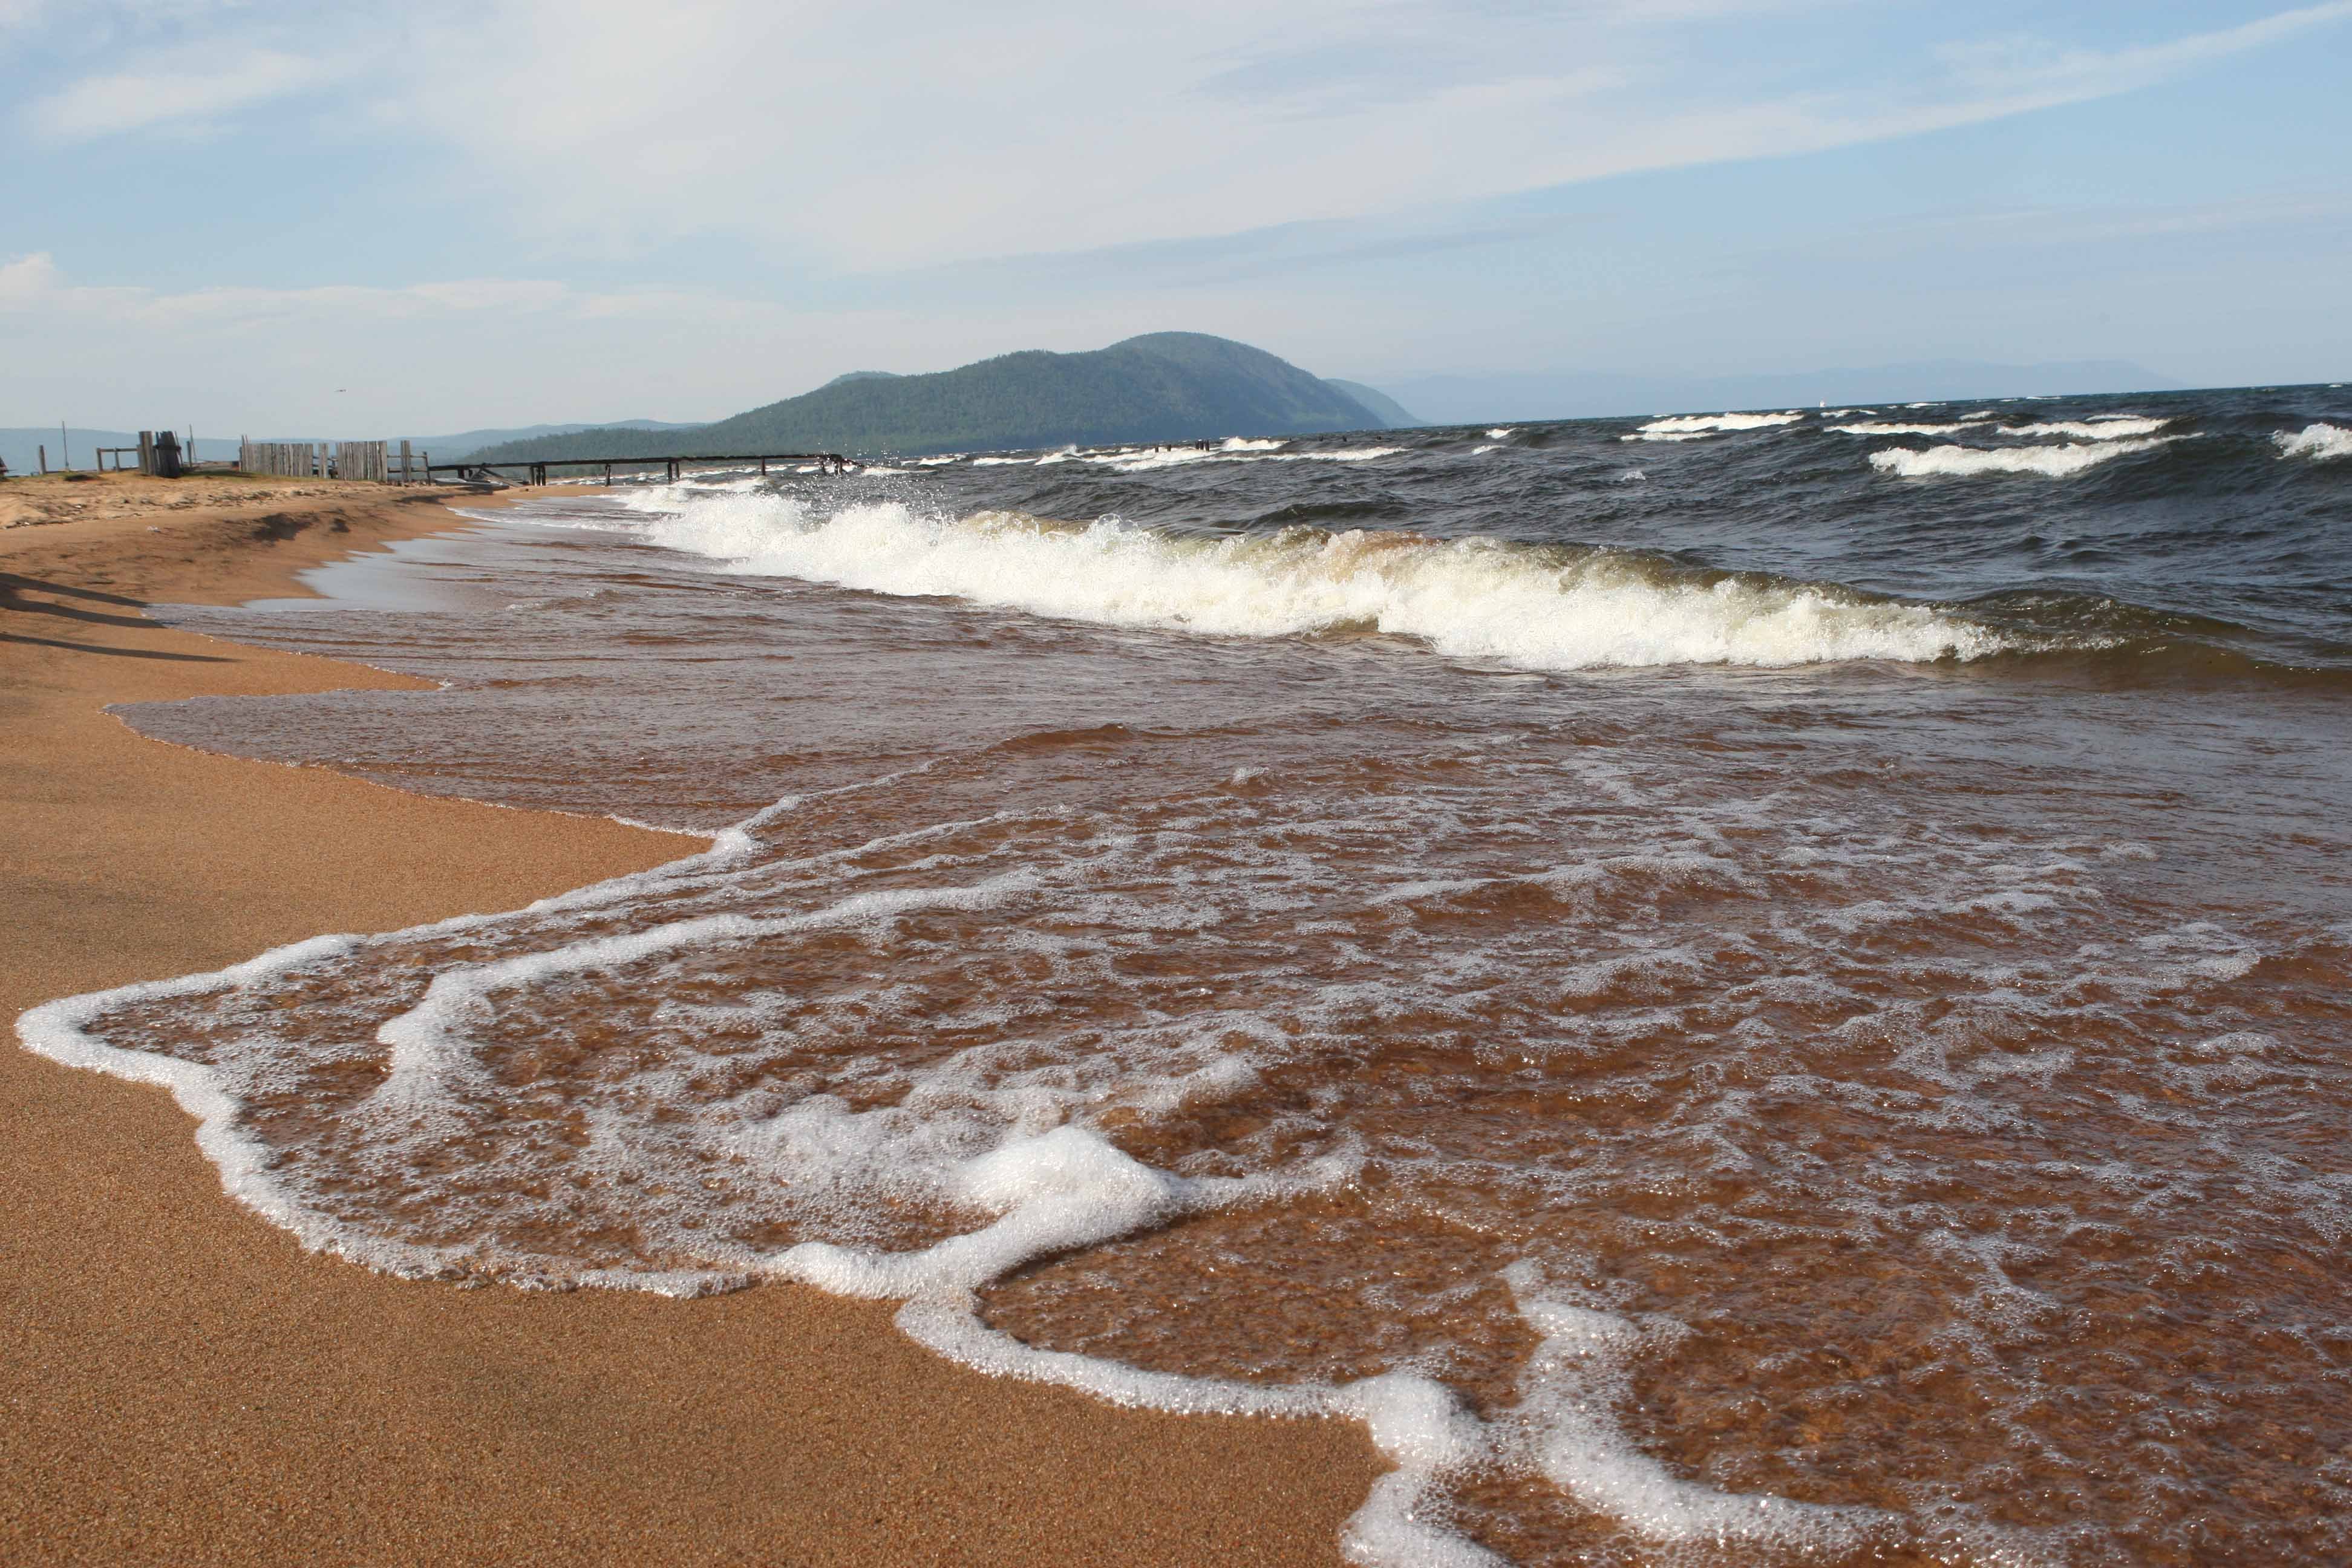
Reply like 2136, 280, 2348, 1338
1, 473, 1374, 1566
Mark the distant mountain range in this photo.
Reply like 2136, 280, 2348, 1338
1377, 361, 2186, 426
468, 335, 1413, 465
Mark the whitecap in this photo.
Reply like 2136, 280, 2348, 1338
1830, 421, 1994, 437
1085, 444, 1398, 474
1870, 437, 2175, 479
1622, 411, 1802, 442
1998, 417, 2169, 440
2274, 422, 2352, 461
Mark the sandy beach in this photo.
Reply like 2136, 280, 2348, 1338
1, 473, 1374, 1566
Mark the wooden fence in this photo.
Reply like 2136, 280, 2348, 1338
335, 440, 388, 483
236, 439, 430, 483
240, 440, 322, 477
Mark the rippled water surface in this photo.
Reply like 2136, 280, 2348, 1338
32, 387, 2352, 1566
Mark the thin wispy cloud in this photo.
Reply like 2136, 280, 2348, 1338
356, 1, 2350, 269
0, 253, 753, 327
18, 1, 2339, 265
29, 45, 341, 140
1936, 1, 2352, 97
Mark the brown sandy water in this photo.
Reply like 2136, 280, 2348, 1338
41, 472, 2352, 1567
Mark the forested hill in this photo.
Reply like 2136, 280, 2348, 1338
468, 334, 1396, 463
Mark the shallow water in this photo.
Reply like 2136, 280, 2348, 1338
30, 388, 2352, 1565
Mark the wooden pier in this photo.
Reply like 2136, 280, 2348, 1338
427, 452, 854, 486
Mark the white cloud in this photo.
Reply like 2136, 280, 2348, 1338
0, 251, 63, 302
29, 45, 336, 140
354, 0, 2352, 272
1938, 2, 2352, 98
15, 3, 2345, 261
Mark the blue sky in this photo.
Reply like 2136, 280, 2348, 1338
2, 1, 2347, 434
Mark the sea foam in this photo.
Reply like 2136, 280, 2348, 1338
1870, 437, 2175, 479
1998, 417, 2170, 439
1622, 411, 1802, 442
1085, 442, 1395, 474
1829, 420, 1993, 437
16, 774, 1889, 1568
2275, 422, 2352, 461
613, 491, 2004, 669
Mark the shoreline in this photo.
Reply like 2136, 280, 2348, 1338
2, 476, 1374, 1566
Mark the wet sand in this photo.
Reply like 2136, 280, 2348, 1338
1, 474, 1373, 1566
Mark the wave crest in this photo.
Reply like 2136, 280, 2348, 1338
2275, 423, 2352, 462
613, 492, 2005, 670
1999, 417, 2171, 440
1622, 411, 1803, 442
1830, 420, 1993, 437
1870, 437, 2175, 479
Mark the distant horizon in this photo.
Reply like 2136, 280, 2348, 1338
0, 352, 2314, 451
8, 359, 2339, 473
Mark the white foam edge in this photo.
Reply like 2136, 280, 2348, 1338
756, 1116, 1506, 1565
1503, 1263, 1887, 1553
15, 933, 382, 1265
24, 926, 1493, 1563
11, 818, 766, 1280
371, 866, 1042, 1111
16, 794, 1883, 1567
893, 1290, 1503, 1567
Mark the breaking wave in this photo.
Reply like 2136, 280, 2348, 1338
609, 491, 2005, 670
1998, 417, 2171, 439
1870, 437, 2177, 479
2275, 422, 2352, 461
1085, 442, 1396, 474
1829, 420, 1994, 437
1622, 411, 1803, 442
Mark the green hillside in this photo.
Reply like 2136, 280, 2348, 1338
469, 333, 1386, 465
